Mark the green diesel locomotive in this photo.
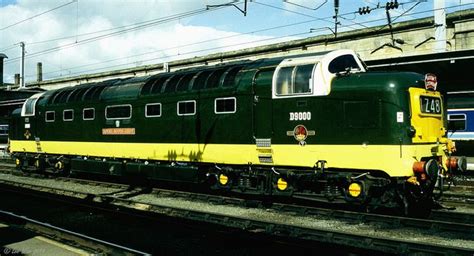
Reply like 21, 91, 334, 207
9, 50, 464, 213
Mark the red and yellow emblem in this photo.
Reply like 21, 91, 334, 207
293, 125, 308, 142
286, 125, 315, 146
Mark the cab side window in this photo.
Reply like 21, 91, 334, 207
275, 64, 314, 96
275, 67, 293, 95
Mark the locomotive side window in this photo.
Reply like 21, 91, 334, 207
63, 109, 74, 121
146, 103, 162, 117
215, 97, 236, 114
276, 65, 313, 95
45, 111, 55, 122
328, 54, 360, 73
106, 105, 132, 120
0, 125, 8, 135
83, 108, 95, 120
177, 100, 196, 116
448, 114, 466, 131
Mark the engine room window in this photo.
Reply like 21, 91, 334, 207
448, 114, 466, 131
45, 111, 55, 122
106, 105, 132, 120
63, 109, 74, 121
177, 101, 196, 116
83, 108, 95, 120
215, 97, 236, 114
146, 103, 162, 117
328, 54, 360, 73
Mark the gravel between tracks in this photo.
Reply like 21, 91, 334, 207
132, 194, 474, 250
0, 173, 122, 195
0, 172, 473, 250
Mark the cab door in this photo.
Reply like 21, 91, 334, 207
252, 68, 274, 164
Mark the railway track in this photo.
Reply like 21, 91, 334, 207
0, 164, 473, 222
0, 209, 149, 255
0, 166, 472, 254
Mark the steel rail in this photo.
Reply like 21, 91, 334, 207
0, 175, 472, 254
1, 166, 473, 227
0, 209, 150, 255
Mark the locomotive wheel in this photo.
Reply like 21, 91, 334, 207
403, 182, 435, 216
15, 158, 25, 171
34, 158, 45, 172
54, 160, 70, 176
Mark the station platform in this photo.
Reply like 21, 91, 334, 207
0, 222, 91, 256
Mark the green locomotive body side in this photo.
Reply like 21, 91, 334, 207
9, 50, 460, 212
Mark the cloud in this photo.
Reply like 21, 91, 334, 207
0, 0, 275, 83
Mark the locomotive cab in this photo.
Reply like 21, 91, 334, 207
272, 49, 367, 99
10, 92, 44, 169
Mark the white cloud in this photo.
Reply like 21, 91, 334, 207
0, 0, 274, 83
1, 0, 471, 84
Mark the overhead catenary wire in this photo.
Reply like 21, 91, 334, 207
0, 0, 77, 31
23, 2, 474, 80
32, 30, 313, 79
3, 3, 231, 64
32, 31, 474, 81
34, 19, 336, 78
6, 1, 474, 82
3, 0, 464, 64
283, 0, 328, 11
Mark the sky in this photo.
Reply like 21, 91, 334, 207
0, 0, 472, 84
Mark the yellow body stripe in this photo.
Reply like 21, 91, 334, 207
11, 140, 448, 177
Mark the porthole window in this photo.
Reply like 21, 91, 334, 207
63, 109, 74, 121
145, 103, 162, 117
83, 108, 95, 120
106, 105, 132, 120
45, 111, 55, 122
215, 97, 236, 114
177, 100, 196, 116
